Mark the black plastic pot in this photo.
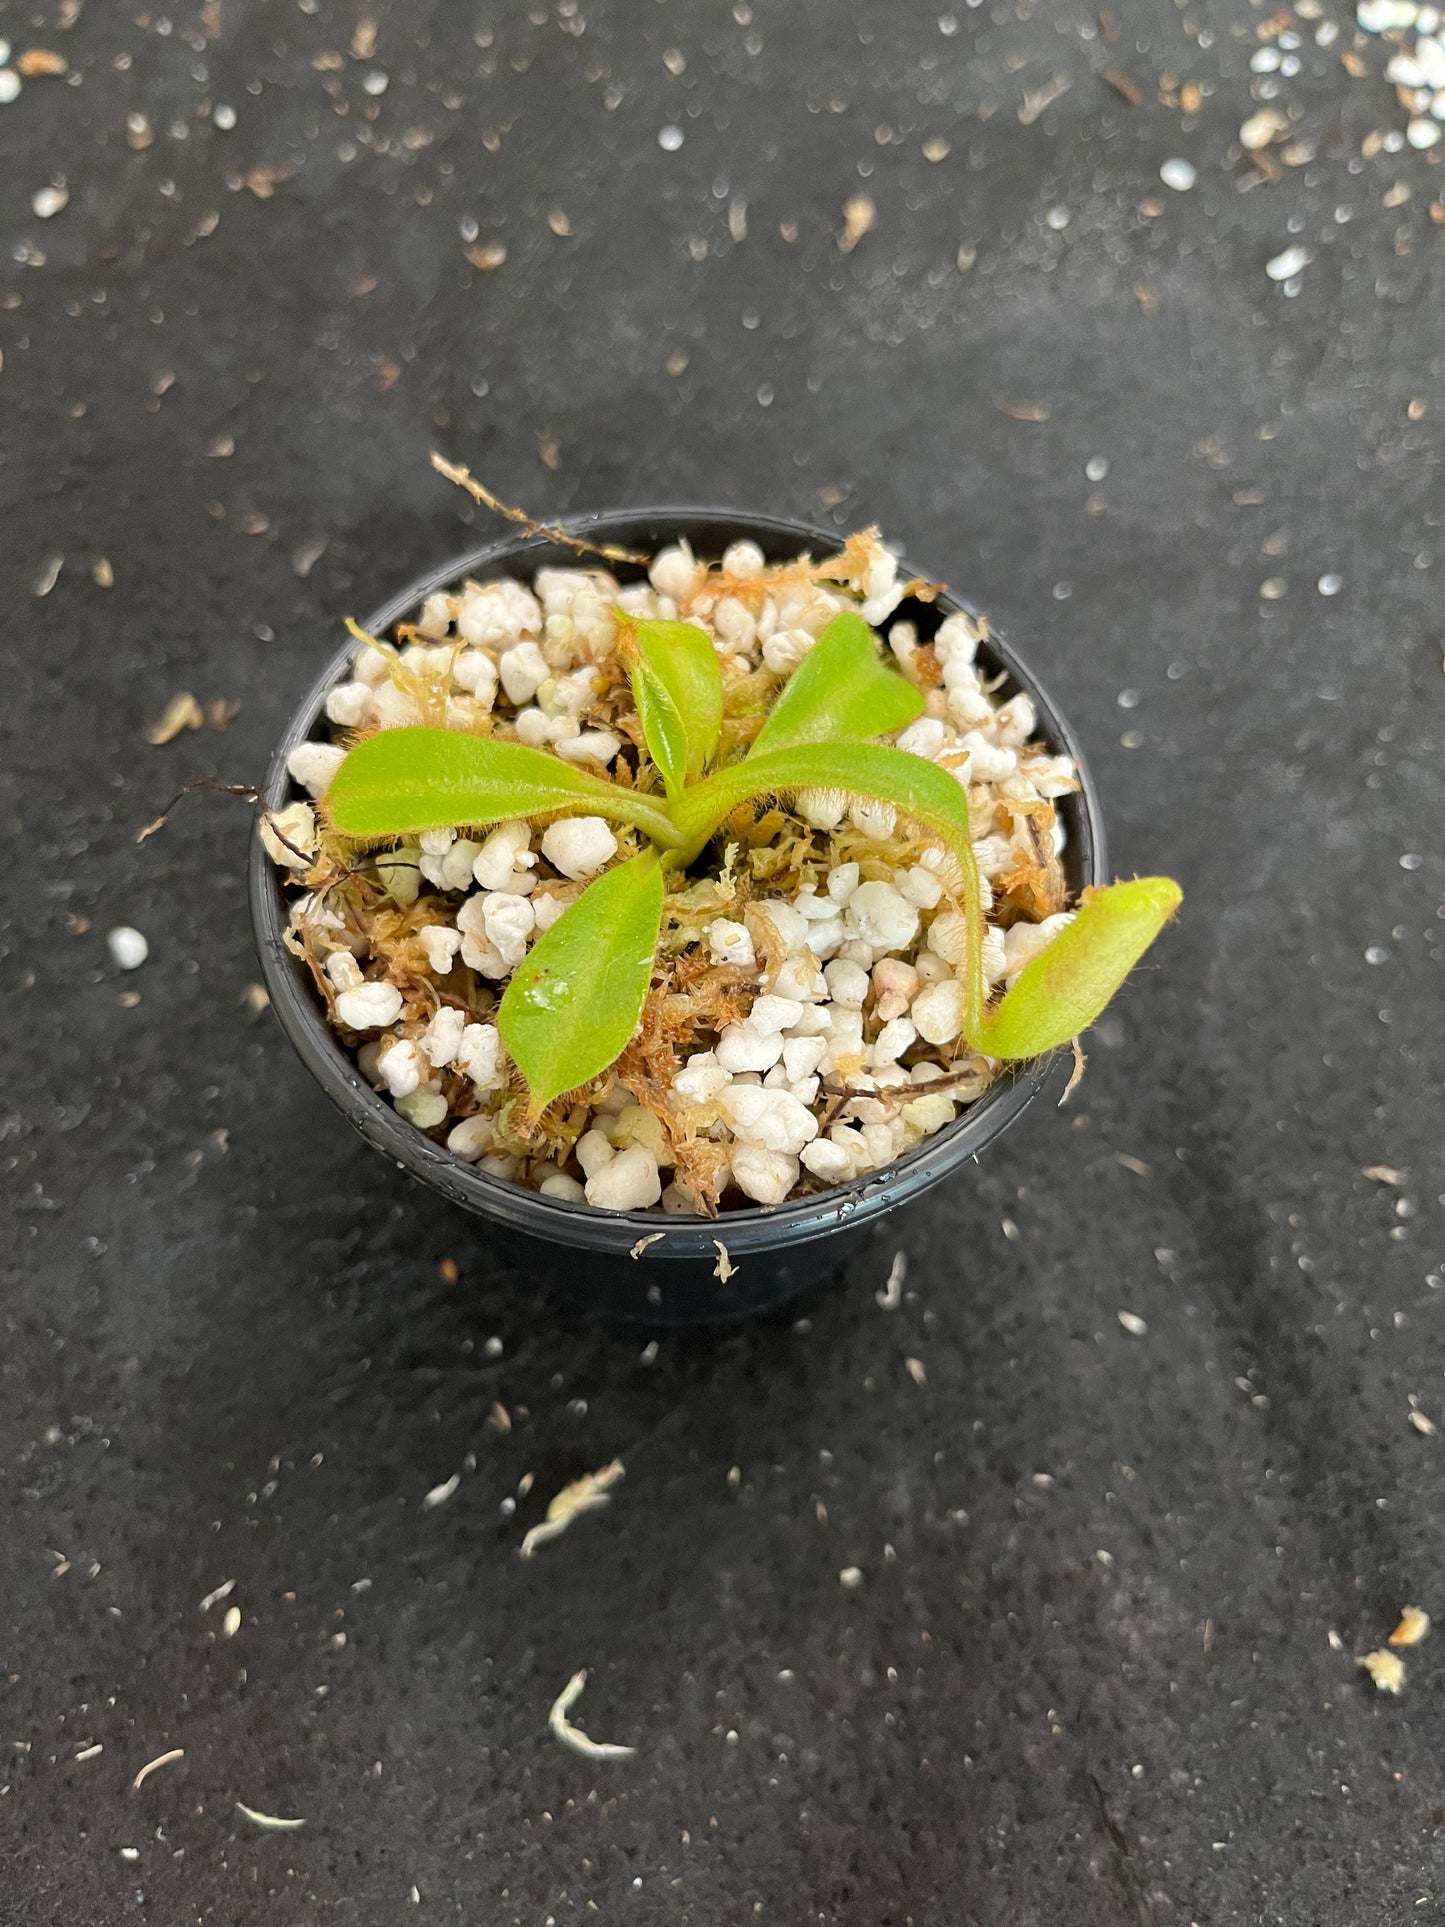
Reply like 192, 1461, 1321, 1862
249, 510, 1106, 1324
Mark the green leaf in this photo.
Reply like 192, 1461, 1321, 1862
674, 738, 991, 1035
326, 727, 681, 847
674, 740, 978, 869
974, 877, 1182, 1059
499, 850, 666, 1112
672, 744, 1181, 1060
750, 611, 924, 758
618, 616, 724, 801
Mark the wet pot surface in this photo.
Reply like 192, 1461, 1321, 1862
249, 509, 1106, 1324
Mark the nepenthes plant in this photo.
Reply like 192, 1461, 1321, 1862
324, 607, 1181, 1113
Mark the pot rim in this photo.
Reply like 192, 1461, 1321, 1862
248, 507, 1107, 1260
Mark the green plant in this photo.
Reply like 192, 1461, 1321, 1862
326, 610, 1181, 1112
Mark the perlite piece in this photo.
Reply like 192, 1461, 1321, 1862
1357, 1648, 1406, 1694
107, 927, 149, 971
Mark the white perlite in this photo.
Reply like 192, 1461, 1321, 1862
542, 816, 617, 879
335, 981, 403, 1031
1357, 1, 1445, 148
268, 531, 1081, 1214
107, 926, 149, 970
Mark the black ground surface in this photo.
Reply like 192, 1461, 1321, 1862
2, 1, 1443, 1922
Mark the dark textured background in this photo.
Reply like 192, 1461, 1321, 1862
2, 0, 1443, 1921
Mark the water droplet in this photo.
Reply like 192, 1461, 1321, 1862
1117, 689, 1140, 709
1399, 853, 1422, 870
658, 124, 684, 151
1085, 455, 1109, 482
1160, 158, 1196, 192
1318, 572, 1342, 596
1365, 945, 1389, 965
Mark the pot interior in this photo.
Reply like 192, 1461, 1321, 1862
248, 509, 1106, 1261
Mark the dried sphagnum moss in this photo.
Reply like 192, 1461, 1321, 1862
271, 528, 1081, 1214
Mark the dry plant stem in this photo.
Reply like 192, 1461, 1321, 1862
1060, 1036, 1087, 1104
136, 777, 318, 869
547, 1670, 637, 1761
820, 1062, 994, 1112
234, 1801, 306, 1832
137, 775, 392, 881
132, 1748, 185, 1791
430, 453, 649, 566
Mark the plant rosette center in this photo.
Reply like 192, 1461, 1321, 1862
266, 529, 1179, 1215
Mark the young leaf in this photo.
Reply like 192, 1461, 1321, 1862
674, 739, 981, 868
673, 743, 1181, 1060
674, 738, 991, 1035
973, 877, 1182, 1059
750, 610, 924, 758
617, 616, 724, 800
498, 851, 666, 1112
326, 727, 682, 847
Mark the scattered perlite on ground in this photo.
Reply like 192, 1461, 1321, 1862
1356, 1, 1445, 150
264, 531, 1080, 1215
